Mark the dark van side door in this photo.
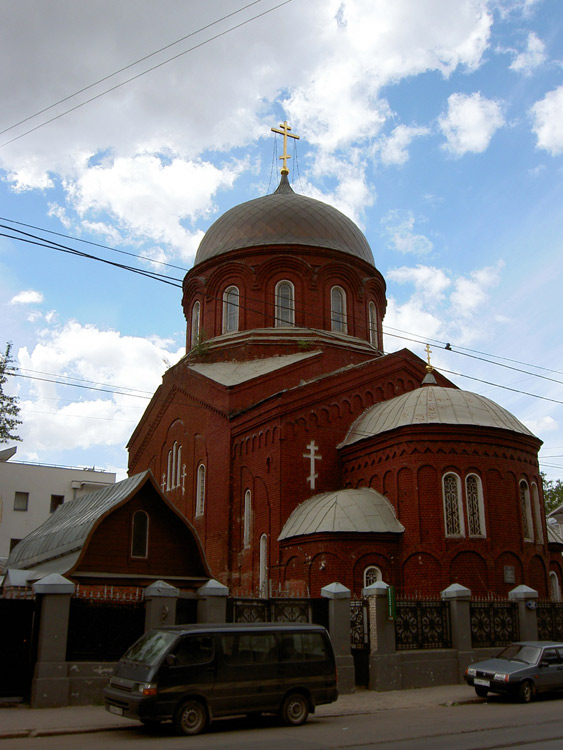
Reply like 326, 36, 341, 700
213, 632, 279, 715
157, 634, 216, 716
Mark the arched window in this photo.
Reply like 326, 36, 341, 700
259, 534, 268, 598
196, 463, 206, 516
368, 301, 378, 348
442, 473, 464, 537
243, 489, 252, 548
275, 281, 294, 327
176, 444, 183, 489
166, 449, 173, 490
330, 286, 347, 333
550, 571, 561, 602
531, 483, 544, 543
191, 301, 201, 348
131, 511, 149, 558
364, 565, 382, 588
223, 286, 239, 333
466, 474, 486, 537
520, 480, 533, 541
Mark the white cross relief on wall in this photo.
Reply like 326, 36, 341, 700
181, 464, 187, 494
303, 440, 322, 490
161, 474, 167, 492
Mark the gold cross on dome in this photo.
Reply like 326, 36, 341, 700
425, 343, 433, 372
271, 120, 300, 175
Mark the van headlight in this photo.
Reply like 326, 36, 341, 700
136, 682, 157, 696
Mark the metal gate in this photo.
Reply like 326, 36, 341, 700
0, 593, 38, 700
350, 599, 369, 686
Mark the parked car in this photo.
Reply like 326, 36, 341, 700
464, 641, 563, 702
103, 622, 338, 735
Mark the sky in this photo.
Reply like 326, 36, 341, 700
0, 0, 562, 482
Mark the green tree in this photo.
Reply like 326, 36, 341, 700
0, 342, 22, 443
541, 472, 563, 515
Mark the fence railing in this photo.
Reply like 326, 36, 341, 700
395, 599, 451, 650
228, 597, 314, 624
470, 600, 519, 648
537, 601, 563, 641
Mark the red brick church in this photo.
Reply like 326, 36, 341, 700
127, 125, 562, 600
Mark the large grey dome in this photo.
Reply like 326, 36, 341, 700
341, 385, 536, 447
195, 174, 374, 266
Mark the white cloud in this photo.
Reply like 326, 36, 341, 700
0, 0, 494, 249
381, 211, 433, 255
530, 86, 563, 156
439, 92, 505, 156
16, 321, 183, 456
65, 154, 240, 258
526, 415, 558, 434
385, 261, 504, 349
509, 32, 546, 75
450, 262, 504, 316
379, 124, 430, 165
10, 289, 44, 305
387, 264, 451, 301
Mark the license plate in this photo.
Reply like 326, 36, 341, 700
474, 678, 490, 687
109, 705, 123, 716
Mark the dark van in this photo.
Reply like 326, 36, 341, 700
103, 622, 338, 735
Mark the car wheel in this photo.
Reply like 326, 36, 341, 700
474, 686, 488, 698
281, 692, 309, 726
517, 680, 534, 704
174, 698, 208, 736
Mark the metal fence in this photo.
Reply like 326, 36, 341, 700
66, 593, 145, 662
470, 600, 519, 648
227, 597, 328, 628
395, 599, 451, 650
537, 601, 563, 641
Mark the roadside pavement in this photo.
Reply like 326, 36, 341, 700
0, 684, 477, 740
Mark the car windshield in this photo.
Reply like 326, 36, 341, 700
497, 644, 540, 665
123, 630, 178, 666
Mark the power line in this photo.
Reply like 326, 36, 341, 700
0, 1, 268, 139
3, 217, 563, 402
0, 216, 189, 273
0, 0, 295, 149
0, 225, 183, 287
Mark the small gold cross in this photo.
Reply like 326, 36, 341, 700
425, 343, 433, 372
271, 120, 300, 175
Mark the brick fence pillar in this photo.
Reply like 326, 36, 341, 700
144, 580, 179, 631
197, 579, 229, 623
509, 584, 539, 641
321, 582, 355, 694
31, 573, 75, 708
363, 581, 401, 691
441, 583, 474, 681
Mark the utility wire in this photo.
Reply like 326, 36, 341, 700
5, 218, 563, 397
0, 0, 295, 149
0, 216, 189, 273
0, 1, 268, 139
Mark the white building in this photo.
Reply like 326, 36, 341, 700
0, 446, 116, 568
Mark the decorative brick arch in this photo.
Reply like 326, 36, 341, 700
402, 552, 443, 596
449, 551, 489, 596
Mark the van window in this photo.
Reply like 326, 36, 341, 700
173, 636, 213, 666
124, 631, 177, 666
280, 633, 328, 662
222, 633, 276, 665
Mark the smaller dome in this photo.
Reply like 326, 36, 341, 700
278, 488, 404, 540
341, 385, 535, 447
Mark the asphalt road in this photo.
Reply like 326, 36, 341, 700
2, 694, 563, 750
